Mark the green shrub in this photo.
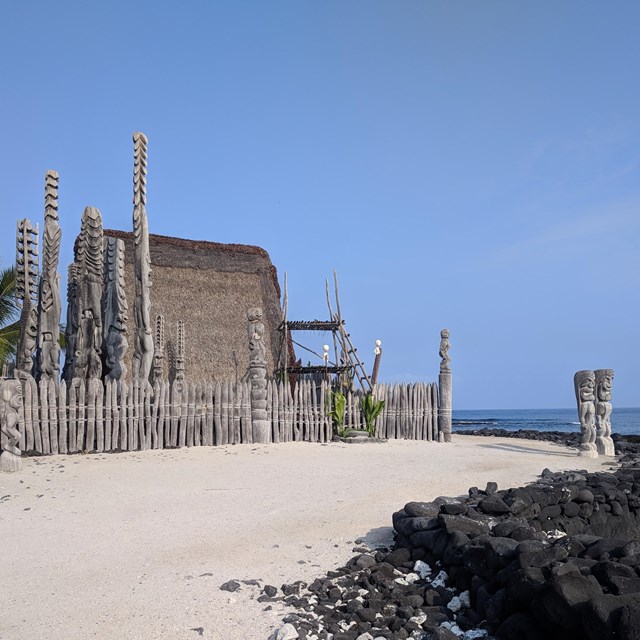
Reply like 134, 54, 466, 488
361, 393, 385, 437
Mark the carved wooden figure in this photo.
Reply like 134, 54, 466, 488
594, 368, 615, 457
62, 263, 79, 382
0, 379, 24, 472
132, 132, 154, 382
102, 238, 129, 381
15, 219, 39, 375
247, 308, 270, 443
438, 329, 452, 442
153, 314, 164, 382
72, 206, 104, 380
176, 320, 185, 382
37, 170, 62, 381
574, 369, 598, 458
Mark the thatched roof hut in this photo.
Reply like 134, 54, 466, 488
103, 230, 285, 382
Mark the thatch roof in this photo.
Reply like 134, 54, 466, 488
103, 230, 288, 382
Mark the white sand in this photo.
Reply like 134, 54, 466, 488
0, 436, 612, 640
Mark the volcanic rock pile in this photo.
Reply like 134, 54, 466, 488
269, 438, 640, 640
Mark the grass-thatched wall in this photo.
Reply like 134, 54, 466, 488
103, 230, 284, 382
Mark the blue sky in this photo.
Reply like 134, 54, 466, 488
1, 1, 638, 409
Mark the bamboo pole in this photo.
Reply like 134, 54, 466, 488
232, 381, 241, 444
204, 382, 213, 447
180, 381, 189, 447
432, 383, 439, 441
30, 377, 42, 452
125, 380, 134, 451
119, 380, 129, 450
130, 379, 138, 451
221, 380, 230, 445
186, 382, 195, 446
96, 379, 104, 452
112, 380, 121, 450
77, 380, 86, 451
214, 381, 223, 445
40, 378, 51, 454
46, 379, 57, 454
277, 379, 285, 442
104, 379, 112, 451
86, 379, 97, 452
159, 379, 168, 448
68, 381, 77, 453
319, 380, 326, 442
58, 380, 67, 454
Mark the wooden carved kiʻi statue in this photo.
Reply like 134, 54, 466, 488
439, 329, 451, 373
247, 307, 266, 366
62, 263, 79, 382
594, 368, 615, 457
247, 307, 269, 443
0, 379, 23, 472
15, 219, 39, 376
72, 206, 104, 380
574, 369, 598, 458
102, 237, 129, 381
153, 314, 164, 382
175, 320, 185, 383
131, 132, 154, 382
37, 170, 62, 381
438, 328, 452, 443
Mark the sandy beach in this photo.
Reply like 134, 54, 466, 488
0, 436, 612, 640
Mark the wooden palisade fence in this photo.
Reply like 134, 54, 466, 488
5, 377, 443, 455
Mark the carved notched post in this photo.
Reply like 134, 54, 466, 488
72, 207, 104, 380
438, 329, 452, 443
247, 307, 270, 443
153, 314, 164, 382
37, 170, 62, 381
15, 219, 39, 376
102, 237, 129, 381
132, 132, 154, 383
0, 379, 24, 472
62, 263, 78, 382
574, 370, 598, 458
175, 320, 185, 382
594, 369, 615, 457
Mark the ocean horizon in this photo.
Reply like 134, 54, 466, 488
453, 407, 640, 437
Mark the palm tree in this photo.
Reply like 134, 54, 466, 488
0, 266, 20, 368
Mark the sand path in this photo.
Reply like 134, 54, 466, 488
0, 436, 611, 640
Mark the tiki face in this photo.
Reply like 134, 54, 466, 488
580, 378, 595, 401
595, 369, 614, 402
574, 370, 596, 403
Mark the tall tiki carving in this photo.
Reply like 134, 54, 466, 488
102, 237, 129, 381
248, 307, 270, 443
15, 219, 39, 375
36, 170, 62, 380
438, 329, 452, 443
62, 263, 78, 382
132, 131, 153, 382
594, 369, 615, 457
153, 314, 164, 382
574, 370, 598, 458
72, 207, 104, 379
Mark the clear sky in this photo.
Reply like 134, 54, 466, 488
1, 1, 638, 409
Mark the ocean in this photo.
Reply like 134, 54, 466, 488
453, 407, 640, 437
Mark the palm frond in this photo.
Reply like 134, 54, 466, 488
0, 266, 19, 327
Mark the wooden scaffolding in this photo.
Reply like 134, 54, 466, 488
275, 272, 373, 392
